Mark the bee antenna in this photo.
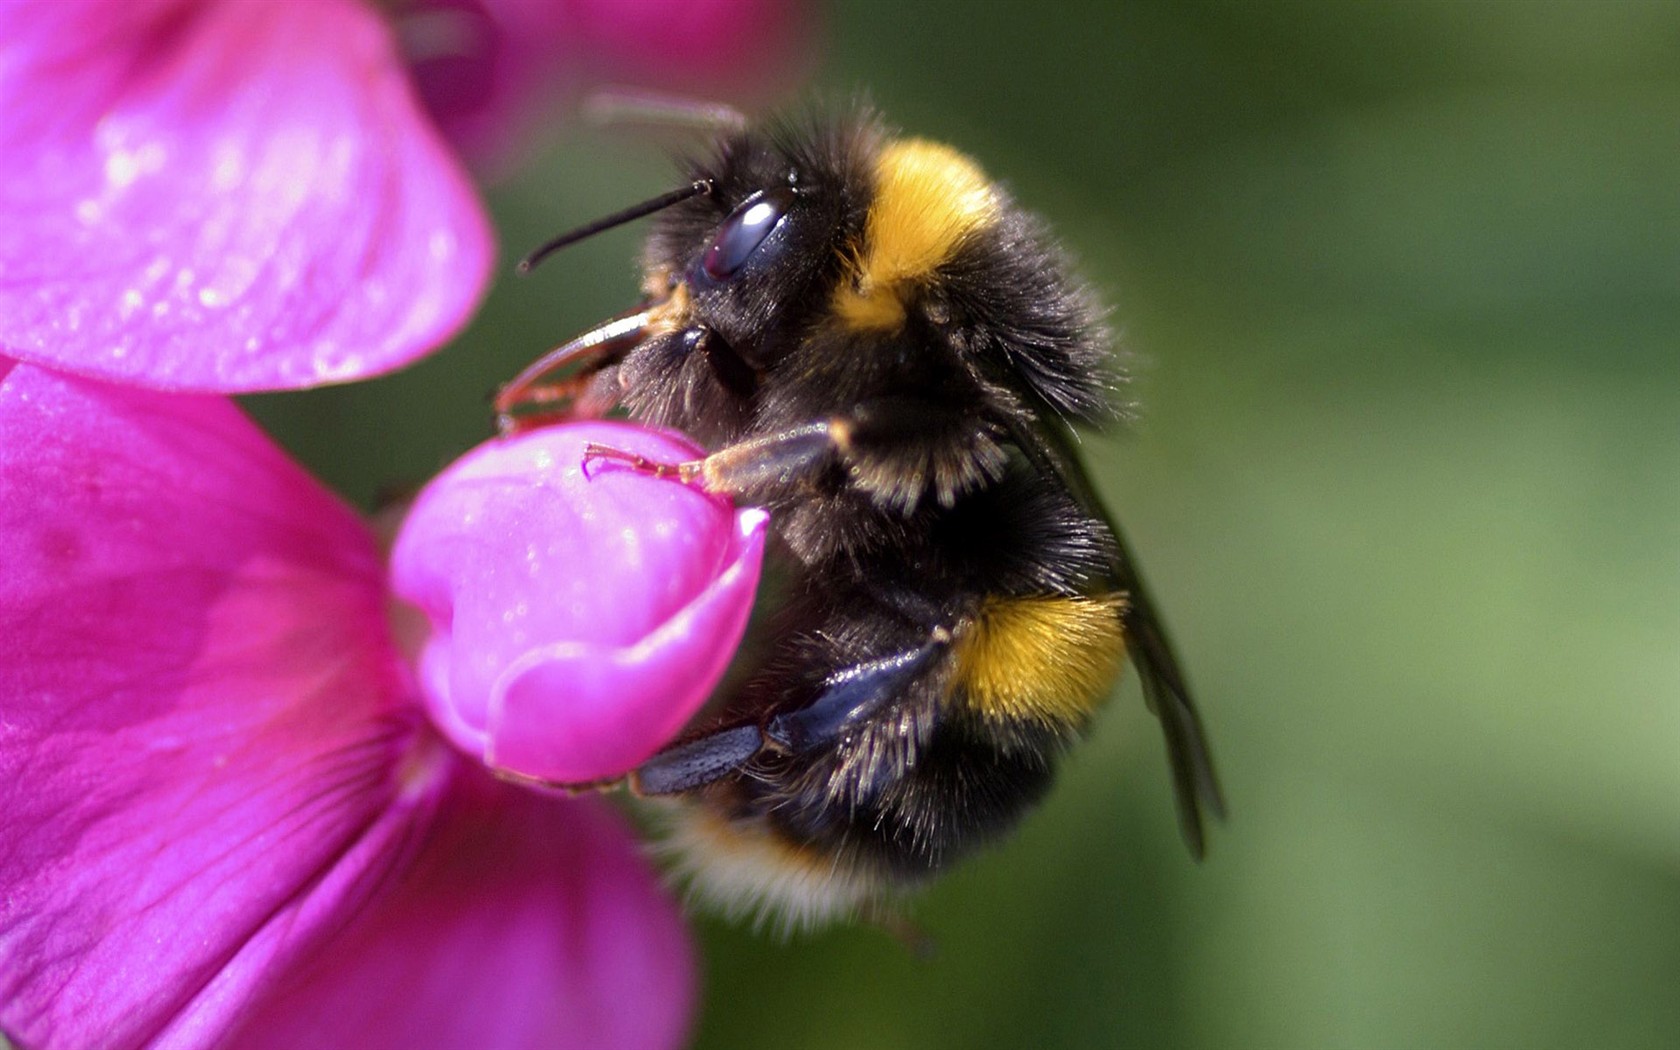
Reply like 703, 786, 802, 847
516, 180, 714, 275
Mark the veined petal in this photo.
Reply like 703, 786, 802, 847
390, 421, 767, 785
228, 771, 694, 1050
0, 0, 493, 392
0, 364, 444, 1050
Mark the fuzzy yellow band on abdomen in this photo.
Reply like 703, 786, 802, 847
953, 593, 1128, 727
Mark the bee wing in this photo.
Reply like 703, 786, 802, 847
1107, 520, 1227, 858
1007, 413, 1227, 859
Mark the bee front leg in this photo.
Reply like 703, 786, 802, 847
582, 421, 839, 496
493, 305, 657, 432
497, 372, 620, 435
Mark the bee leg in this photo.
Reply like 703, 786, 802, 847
589, 401, 1002, 516
630, 725, 763, 796
581, 443, 704, 483
493, 305, 655, 430
583, 421, 835, 491
764, 629, 952, 754
628, 628, 953, 795
494, 372, 607, 435
582, 89, 748, 134
587, 396, 1000, 511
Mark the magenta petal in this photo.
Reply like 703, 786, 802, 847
0, 0, 493, 392
228, 772, 694, 1050
390, 421, 767, 784
393, 0, 579, 173
569, 0, 811, 94
0, 364, 443, 1050
397, 0, 809, 175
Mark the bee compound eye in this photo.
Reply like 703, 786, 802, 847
701, 187, 796, 281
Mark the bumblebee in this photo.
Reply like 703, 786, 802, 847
499, 104, 1223, 930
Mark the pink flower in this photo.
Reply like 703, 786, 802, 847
0, 360, 767, 1049
0, 0, 493, 392
0, 1, 798, 1045
395, 425, 766, 784
0, 0, 800, 393
399, 0, 807, 174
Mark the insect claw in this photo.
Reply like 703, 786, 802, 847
580, 442, 709, 487
581, 441, 671, 478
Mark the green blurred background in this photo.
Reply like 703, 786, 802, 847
250, 2, 1680, 1047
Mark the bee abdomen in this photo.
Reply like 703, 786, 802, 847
662, 590, 1127, 931
661, 719, 1060, 934
949, 592, 1128, 733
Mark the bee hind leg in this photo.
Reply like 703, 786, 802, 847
630, 725, 764, 796
627, 626, 955, 795
763, 629, 953, 755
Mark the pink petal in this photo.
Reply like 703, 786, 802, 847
0, 363, 446, 1050
398, 0, 813, 174
393, 0, 578, 174
0, 0, 493, 392
227, 771, 694, 1050
569, 0, 813, 96
390, 421, 767, 784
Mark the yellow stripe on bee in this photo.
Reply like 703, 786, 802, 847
832, 139, 1001, 331
954, 594, 1128, 727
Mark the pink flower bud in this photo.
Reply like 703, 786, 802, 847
391, 421, 766, 785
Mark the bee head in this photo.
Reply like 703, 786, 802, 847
512, 107, 1115, 442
